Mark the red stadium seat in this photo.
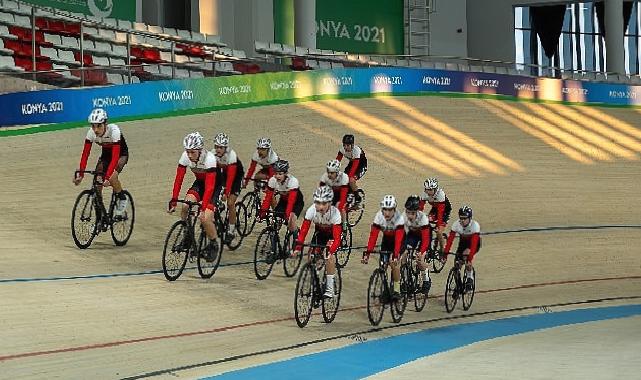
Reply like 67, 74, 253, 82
35, 17, 49, 30
65, 22, 80, 36
130, 46, 144, 59
142, 48, 162, 62
73, 51, 93, 66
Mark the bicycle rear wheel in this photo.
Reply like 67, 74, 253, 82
240, 192, 258, 237
462, 267, 476, 311
110, 190, 135, 246
367, 269, 385, 326
283, 230, 302, 277
197, 230, 222, 279
391, 268, 408, 323
322, 267, 342, 323
346, 192, 365, 228
444, 267, 459, 313
253, 228, 275, 280
411, 259, 428, 312
336, 225, 352, 268
71, 190, 99, 249
294, 263, 314, 328
162, 221, 190, 281
226, 203, 246, 251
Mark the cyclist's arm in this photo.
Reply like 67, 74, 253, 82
435, 202, 446, 227
336, 151, 343, 161
224, 163, 238, 197
365, 224, 381, 252
393, 226, 404, 259
171, 165, 187, 201
78, 139, 92, 175
201, 169, 217, 210
259, 186, 275, 213
347, 158, 360, 179
295, 218, 311, 250
337, 185, 349, 211
468, 234, 480, 262
244, 159, 257, 181
418, 200, 426, 211
329, 223, 342, 254
284, 188, 298, 219
444, 231, 456, 253
104, 143, 121, 180
419, 226, 430, 253
267, 165, 275, 178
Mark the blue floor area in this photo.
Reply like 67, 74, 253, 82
207, 304, 641, 380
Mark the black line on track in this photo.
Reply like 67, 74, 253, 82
120, 295, 641, 380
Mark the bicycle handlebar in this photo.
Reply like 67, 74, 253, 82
75, 170, 104, 177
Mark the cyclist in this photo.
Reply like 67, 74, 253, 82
168, 132, 220, 257
212, 133, 244, 243
73, 108, 128, 216
242, 137, 279, 188
402, 195, 432, 294
419, 177, 452, 258
319, 159, 349, 228
258, 159, 304, 242
335, 134, 366, 205
293, 186, 342, 298
362, 195, 405, 299
443, 206, 481, 291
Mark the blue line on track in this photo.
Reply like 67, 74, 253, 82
207, 304, 641, 380
2, 224, 640, 284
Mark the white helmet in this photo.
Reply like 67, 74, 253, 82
183, 132, 204, 150
256, 137, 272, 149
380, 194, 397, 209
88, 108, 108, 124
424, 177, 439, 190
214, 132, 229, 147
326, 159, 341, 173
313, 186, 334, 203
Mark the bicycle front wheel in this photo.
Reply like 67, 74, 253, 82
71, 190, 99, 249
367, 269, 385, 326
110, 190, 135, 246
412, 259, 428, 312
253, 228, 275, 280
197, 230, 222, 279
240, 192, 258, 237
322, 267, 342, 323
444, 267, 459, 313
336, 226, 352, 268
294, 263, 314, 328
162, 221, 190, 281
283, 230, 302, 277
462, 267, 476, 311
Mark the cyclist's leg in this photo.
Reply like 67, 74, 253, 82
201, 207, 218, 241
111, 155, 129, 213
183, 181, 202, 221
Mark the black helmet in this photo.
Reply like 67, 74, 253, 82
273, 159, 289, 173
459, 205, 473, 218
342, 134, 355, 145
404, 195, 420, 211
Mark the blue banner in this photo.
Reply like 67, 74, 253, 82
0, 68, 639, 126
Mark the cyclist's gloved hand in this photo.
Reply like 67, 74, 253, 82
168, 199, 177, 213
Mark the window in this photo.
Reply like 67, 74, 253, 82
515, 1, 641, 76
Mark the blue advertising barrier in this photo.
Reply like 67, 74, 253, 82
0, 67, 639, 126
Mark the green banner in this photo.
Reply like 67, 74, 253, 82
316, 0, 404, 54
22, 0, 135, 21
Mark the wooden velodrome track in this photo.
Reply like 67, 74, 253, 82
1, 95, 640, 379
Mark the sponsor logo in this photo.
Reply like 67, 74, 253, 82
562, 87, 588, 95
93, 95, 132, 107
218, 84, 252, 95
470, 78, 499, 88
423, 76, 451, 86
514, 83, 539, 92
88, 0, 114, 18
322, 76, 353, 86
21, 101, 63, 115
608, 90, 636, 99
270, 80, 302, 90
374, 75, 403, 85
158, 90, 193, 102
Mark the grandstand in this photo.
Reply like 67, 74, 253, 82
1, 1, 640, 379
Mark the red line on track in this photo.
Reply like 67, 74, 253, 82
2, 274, 640, 363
